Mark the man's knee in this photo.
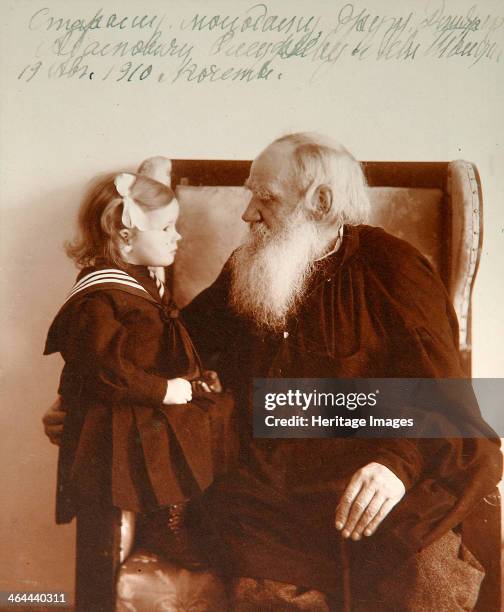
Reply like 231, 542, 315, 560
370, 530, 485, 611
229, 577, 333, 611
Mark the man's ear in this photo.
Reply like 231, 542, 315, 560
310, 184, 333, 220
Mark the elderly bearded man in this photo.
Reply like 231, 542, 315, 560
44, 133, 501, 611
180, 133, 501, 611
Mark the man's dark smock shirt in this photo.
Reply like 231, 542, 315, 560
182, 225, 501, 595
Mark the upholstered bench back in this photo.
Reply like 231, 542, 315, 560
172, 185, 445, 304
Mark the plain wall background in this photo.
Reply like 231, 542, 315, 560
1, 0, 503, 601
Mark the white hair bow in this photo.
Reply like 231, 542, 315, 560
114, 173, 150, 231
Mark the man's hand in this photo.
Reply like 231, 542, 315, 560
335, 462, 405, 540
201, 370, 223, 393
42, 396, 66, 446
192, 370, 224, 394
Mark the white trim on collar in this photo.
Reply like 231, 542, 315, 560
65, 269, 149, 303
315, 226, 344, 262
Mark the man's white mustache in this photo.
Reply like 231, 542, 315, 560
230, 212, 330, 331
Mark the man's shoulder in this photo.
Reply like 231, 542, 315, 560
356, 224, 426, 261
348, 225, 452, 328
353, 225, 437, 285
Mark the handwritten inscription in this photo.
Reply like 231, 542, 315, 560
17, 2, 503, 85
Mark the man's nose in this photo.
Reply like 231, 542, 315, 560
242, 198, 262, 223
173, 229, 181, 242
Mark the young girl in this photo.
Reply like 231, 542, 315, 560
44, 163, 236, 567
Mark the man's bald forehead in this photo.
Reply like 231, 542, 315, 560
256, 140, 295, 163
251, 141, 297, 186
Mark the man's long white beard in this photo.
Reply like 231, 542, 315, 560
229, 209, 331, 332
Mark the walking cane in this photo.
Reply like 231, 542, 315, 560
341, 537, 352, 612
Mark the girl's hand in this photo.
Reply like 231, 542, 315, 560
163, 378, 192, 404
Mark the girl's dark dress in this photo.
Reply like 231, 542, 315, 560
44, 264, 236, 524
